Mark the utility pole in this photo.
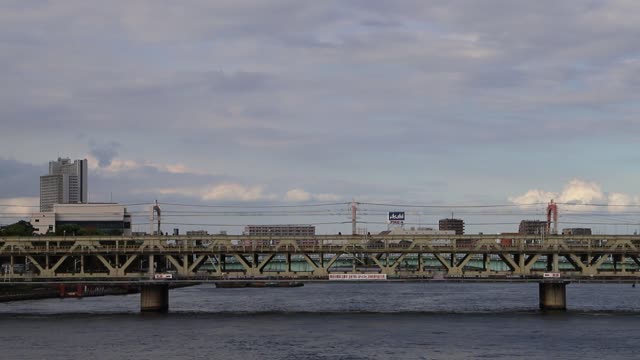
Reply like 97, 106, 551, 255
351, 200, 358, 235
150, 200, 161, 235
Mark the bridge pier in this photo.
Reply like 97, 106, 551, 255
140, 284, 169, 312
539, 282, 567, 311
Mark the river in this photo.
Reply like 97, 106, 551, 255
0, 282, 638, 359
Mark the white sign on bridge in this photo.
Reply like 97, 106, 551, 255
329, 274, 387, 281
543, 273, 561, 278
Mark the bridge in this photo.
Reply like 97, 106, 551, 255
1, 234, 639, 311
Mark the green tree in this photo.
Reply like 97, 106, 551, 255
0, 220, 35, 236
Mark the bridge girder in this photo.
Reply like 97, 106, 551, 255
0, 234, 638, 282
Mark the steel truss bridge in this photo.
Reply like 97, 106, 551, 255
1, 234, 638, 311
1, 234, 639, 280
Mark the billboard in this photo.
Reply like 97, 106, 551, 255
388, 211, 405, 223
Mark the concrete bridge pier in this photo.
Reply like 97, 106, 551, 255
539, 282, 567, 311
140, 284, 169, 312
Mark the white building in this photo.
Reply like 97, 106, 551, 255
30, 212, 56, 234
31, 203, 131, 236
40, 158, 88, 212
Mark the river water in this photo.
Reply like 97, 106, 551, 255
0, 283, 638, 359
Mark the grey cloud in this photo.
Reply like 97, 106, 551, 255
89, 141, 120, 167
467, 68, 526, 88
207, 71, 273, 93
359, 19, 401, 28
3, 1, 640, 217
0, 158, 42, 198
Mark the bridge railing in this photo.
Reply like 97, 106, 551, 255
1, 234, 638, 247
0, 236, 637, 256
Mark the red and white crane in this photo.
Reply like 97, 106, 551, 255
546, 199, 558, 235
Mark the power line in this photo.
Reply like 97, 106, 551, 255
158, 202, 350, 208
358, 220, 640, 226
557, 202, 640, 207
0, 202, 151, 208
359, 202, 546, 208
3, 200, 640, 209
144, 221, 352, 227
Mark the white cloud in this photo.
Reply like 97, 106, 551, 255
139, 185, 341, 203
284, 188, 341, 202
202, 184, 272, 201
314, 193, 341, 202
85, 154, 196, 175
508, 189, 557, 206
284, 189, 312, 202
150, 188, 198, 197
607, 192, 640, 212
509, 179, 639, 211
143, 183, 275, 202
0, 197, 39, 217
608, 192, 633, 206
557, 179, 605, 204
101, 159, 140, 173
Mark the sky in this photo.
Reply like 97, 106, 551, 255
2, 1, 640, 234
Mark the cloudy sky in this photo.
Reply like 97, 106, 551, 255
2, 1, 640, 234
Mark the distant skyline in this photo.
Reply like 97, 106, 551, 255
2, 1, 640, 234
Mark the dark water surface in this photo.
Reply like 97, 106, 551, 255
0, 283, 638, 359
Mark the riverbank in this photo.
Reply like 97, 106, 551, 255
0, 283, 196, 302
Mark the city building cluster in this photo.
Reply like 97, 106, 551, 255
12, 157, 593, 238
31, 157, 131, 236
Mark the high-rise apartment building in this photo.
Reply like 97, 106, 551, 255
40, 158, 88, 211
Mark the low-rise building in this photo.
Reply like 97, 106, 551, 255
30, 212, 56, 235
518, 220, 547, 235
31, 203, 132, 236
243, 225, 316, 246
439, 218, 465, 235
